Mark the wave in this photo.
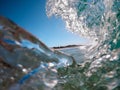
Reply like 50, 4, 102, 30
0, 16, 74, 90
46, 0, 120, 90
46, 0, 120, 61
0, 0, 120, 90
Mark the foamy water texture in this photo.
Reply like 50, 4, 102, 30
0, 0, 120, 90
46, 0, 120, 90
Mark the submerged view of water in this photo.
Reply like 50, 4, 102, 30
0, 0, 120, 90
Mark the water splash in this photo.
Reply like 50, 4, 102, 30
0, 16, 74, 90
46, 0, 117, 43
0, 0, 120, 90
46, 0, 120, 90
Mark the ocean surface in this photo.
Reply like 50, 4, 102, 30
46, 0, 120, 89
0, 0, 120, 90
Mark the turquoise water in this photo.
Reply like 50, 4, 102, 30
46, 0, 120, 90
0, 0, 120, 90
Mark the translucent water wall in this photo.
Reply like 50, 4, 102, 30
0, 0, 120, 89
46, 0, 120, 90
0, 16, 74, 90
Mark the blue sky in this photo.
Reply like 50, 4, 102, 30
0, 0, 88, 47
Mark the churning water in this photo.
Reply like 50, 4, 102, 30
46, 0, 120, 89
0, 0, 120, 90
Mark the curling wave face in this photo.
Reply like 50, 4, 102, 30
46, 0, 120, 45
46, 0, 120, 90
0, 0, 120, 90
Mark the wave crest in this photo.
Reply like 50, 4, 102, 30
46, 0, 117, 42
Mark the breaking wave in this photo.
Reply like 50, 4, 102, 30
46, 0, 120, 90
0, 0, 120, 90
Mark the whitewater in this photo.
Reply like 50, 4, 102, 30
0, 0, 120, 90
46, 0, 120, 90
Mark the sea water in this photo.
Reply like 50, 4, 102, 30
0, 0, 120, 90
46, 0, 120, 90
0, 16, 74, 90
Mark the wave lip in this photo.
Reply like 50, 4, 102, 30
46, 0, 120, 90
46, 0, 116, 42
